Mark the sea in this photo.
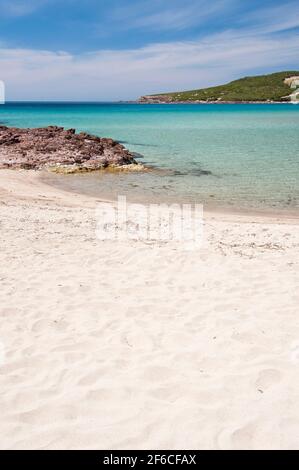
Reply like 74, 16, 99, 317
1, 102, 299, 214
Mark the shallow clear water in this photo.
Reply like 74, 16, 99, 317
1, 102, 299, 212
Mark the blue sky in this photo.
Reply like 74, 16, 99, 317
0, 0, 298, 100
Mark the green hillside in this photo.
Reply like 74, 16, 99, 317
140, 71, 299, 103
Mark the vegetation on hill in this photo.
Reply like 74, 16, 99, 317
140, 71, 299, 103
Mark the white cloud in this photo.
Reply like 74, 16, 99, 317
0, 28, 298, 101
0, 0, 49, 16
239, 1, 299, 35
110, 0, 233, 32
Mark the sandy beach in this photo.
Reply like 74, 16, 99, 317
0, 169, 299, 450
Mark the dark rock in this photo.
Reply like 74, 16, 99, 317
0, 125, 140, 172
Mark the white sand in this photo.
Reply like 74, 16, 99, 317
0, 169, 299, 450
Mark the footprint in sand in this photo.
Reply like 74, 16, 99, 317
231, 422, 257, 449
255, 369, 282, 391
215, 422, 254, 450
290, 342, 299, 364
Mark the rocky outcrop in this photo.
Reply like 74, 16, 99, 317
138, 95, 173, 103
0, 125, 140, 173
284, 76, 299, 89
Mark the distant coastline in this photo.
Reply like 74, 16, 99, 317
138, 71, 299, 104
135, 100, 292, 104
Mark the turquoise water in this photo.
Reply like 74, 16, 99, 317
1, 102, 299, 212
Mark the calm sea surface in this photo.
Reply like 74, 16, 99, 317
1, 102, 299, 213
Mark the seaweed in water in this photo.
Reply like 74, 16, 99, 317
118, 140, 159, 148
172, 168, 213, 177
132, 152, 144, 159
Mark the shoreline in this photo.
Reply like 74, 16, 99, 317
38, 169, 299, 224
136, 100, 293, 105
3, 100, 297, 105
1, 168, 299, 225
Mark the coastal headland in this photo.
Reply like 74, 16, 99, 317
138, 71, 299, 103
